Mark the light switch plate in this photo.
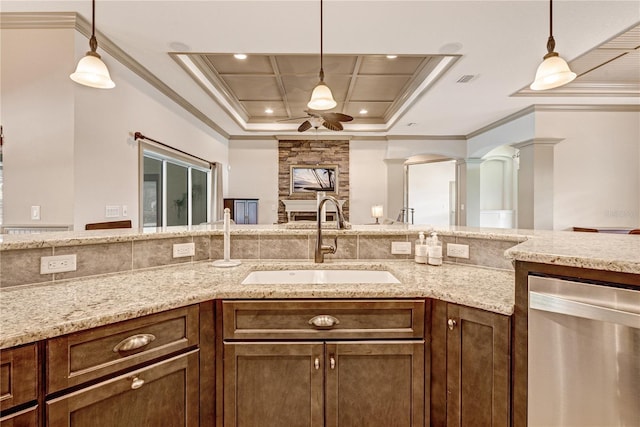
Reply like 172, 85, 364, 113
391, 241, 412, 255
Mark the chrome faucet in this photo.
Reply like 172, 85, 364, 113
315, 196, 346, 263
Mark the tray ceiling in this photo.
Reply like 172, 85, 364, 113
174, 52, 458, 128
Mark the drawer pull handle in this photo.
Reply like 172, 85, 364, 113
130, 376, 145, 390
314, 357, 320, 370
113, 333, 156, 353
448, 319, 457, 331
309, 315, 340, 329
330, 356, 336, 370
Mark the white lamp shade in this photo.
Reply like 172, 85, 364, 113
371, 205, 384, 218
307, 82, 337, 110
70, 54, 115, 89
530, 55, 576, 90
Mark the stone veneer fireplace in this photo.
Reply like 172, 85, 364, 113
278, 139, 349, 223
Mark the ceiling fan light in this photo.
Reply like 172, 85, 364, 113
70, 52, 116, 89
530, 54, 576, 90
307, 82, 337, 110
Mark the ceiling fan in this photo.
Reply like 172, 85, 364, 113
282, 110, 354, 132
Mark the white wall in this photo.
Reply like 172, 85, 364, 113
408, 160, 456, 226
1, 27, 229, 230
349, 140, 388, 224
1, 28, 76, 227
536, 110, 640, 230
227, 139, 279, 224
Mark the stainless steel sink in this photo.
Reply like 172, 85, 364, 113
241, 269, 400, 285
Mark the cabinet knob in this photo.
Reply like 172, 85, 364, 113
130, 376, 145, 390
447, 318, 457, 330
308, 315, 340, 329
330, 356, 336, 370
113, 333, 156, 353
314, 357, 320, 370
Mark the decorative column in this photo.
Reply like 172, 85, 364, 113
456, 158, 483, 226
512, 138, 562, 230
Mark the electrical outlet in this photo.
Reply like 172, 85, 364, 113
41, 254, 77, 274
391, 241, 412, 255
173, 242, 195, 258
447, 243, 470, 259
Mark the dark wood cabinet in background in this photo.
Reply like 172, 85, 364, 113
223, 199, 258, 224
431, 301, 511, 427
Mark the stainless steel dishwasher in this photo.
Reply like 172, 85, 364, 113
528, 275, 640, 427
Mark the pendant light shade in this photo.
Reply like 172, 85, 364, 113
307, 0, 336, 111
530, 51, 576, 90
308, 77, 337, 110
530, 0, 576, 90
70, 0, 115, 89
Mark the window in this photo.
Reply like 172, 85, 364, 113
141, 145, 214, 227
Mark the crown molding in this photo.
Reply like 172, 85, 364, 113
467, 104, 640, 140
1, 12, 231, 140
514, 82, 640, 97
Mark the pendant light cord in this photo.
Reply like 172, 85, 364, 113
319, 0, 324, 81
549, 0, 553, 38
545, 0, 556, 55
88, 0, 98, 53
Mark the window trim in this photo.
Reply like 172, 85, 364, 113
139, 141, 214, 228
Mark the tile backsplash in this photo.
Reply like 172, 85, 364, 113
0, 231, 517, 288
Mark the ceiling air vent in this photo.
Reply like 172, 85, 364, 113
457, 75, 475, 83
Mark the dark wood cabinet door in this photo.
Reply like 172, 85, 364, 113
0, 406, 38, 427
46, 350, 199, 427
325, 341, 425, 427
223, 342, 324, 427
445, 303, 511, 427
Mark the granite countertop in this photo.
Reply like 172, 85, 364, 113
0, 224, 531, 250
505, 231, 640, 274
0, 260, 514, 349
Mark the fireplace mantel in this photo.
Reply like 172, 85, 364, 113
280, 199, 347, 222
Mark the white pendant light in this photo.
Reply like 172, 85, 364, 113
307, 0, 337, 110
530, 0, 576, 91
70, 0, 115, 89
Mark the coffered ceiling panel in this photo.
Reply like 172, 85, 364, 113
176, 52, 456, 127
350, 75, 413, 101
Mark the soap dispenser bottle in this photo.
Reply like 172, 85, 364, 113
415, 231, 427, 264
427, 232, 443, 266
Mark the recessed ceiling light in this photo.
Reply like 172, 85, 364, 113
234, 53, 247, 60
386, 55, 398, 59
359, 109, 368, 115
265, 108, 274, 114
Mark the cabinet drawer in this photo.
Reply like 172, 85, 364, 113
223, 299, 425, 340
46, 350, 199, 427
0, 344, 38, 412
47, 305, 199, 394
0, 406, 38, 427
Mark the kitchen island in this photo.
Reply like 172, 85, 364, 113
1, 225, 638, 427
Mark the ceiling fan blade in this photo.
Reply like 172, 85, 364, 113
323, 120, 343, 131
322, 112, 353, 123
298, 120, 313, 132
277, 116, 311, 122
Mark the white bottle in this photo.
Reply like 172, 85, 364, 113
427, 232, 443, 266
415, 231, 427, 264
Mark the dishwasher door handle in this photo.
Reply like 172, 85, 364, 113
530, 291, 640, 329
